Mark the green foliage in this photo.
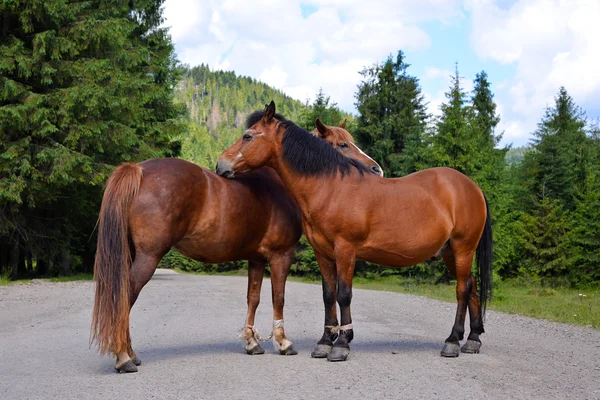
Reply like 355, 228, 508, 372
521, 87, 587, 211
521, 197, 572, 280
355, 51, 428, 177
0, 0, 185, 277
158, 249, 246, 273
174, 64, 305, 168
298, 88, 350, 130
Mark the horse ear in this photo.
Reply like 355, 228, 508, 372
264, 101, 276, 121
339, 119, 347, 129
315, 118, 328, 138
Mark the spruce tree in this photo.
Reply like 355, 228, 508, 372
521, 196, 572, 280
355, 50, 428, 177
522, 87, 587, 211
0, 0, 185, 275
421, 64, 477, 175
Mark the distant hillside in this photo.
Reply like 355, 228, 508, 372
174, 64, 306, 168
505, 146, 530, 165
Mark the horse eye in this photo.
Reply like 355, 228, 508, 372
243, 133, 252, 141
339, 143, 348, 149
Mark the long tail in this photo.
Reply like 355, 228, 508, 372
91, 163, 143, 355
476, 195, 493, 320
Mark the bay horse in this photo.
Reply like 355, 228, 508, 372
216, 101, 493, 362
91, 111, 382, 373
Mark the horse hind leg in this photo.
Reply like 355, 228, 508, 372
241, 261, 267, 355
269, 253, 297, 355
115, 253, 160, 373
440, 247, 473, 358
461, 275, 484, 354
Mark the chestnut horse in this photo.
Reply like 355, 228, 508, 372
217, 102, 493, 362
91, 111, 382, 373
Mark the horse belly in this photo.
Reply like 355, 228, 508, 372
357, 234, 449, 268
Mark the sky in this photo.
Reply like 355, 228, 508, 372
161, 0, 600, 147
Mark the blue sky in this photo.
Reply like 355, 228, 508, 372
162, 0, 600, 147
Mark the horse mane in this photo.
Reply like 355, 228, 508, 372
245, 110, 287, 128
278, 120, 369, 177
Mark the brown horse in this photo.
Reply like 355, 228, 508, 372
91, 111, 382, 373
217, 101, 493, 362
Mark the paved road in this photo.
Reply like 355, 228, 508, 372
1, 269, 599, 400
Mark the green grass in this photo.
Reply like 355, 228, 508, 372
290, 275, 600, 329
49, 273, 93, 282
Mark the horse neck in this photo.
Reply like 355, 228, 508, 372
268, 156, 348, 217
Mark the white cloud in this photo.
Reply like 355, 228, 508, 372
468, 0, 600, 145
162, 0, 464, 111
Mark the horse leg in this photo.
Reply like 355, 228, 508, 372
311, 251, 339, 358
461, 275, 484, 354
328, 249, 356, 362
241, 260, 267, 355
441, 249, 474, 358
269, 252, 297, 355
115, 253, 160, 372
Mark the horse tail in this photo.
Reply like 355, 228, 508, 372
475, 195, 493, 320
91, 163, 143, 355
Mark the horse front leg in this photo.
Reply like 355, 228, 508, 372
269, 251, 297, 355
327, 247, 356, 362
311, 251, 339, 358
242, 260, 267, 355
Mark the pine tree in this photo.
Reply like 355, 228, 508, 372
568, 172, 600, 283
521, 196, 572, 280
298, 88, 345, 130
421, 64, 477, 175
355, 50, 428, 177
522, 87, 587, 211
0, 0, 185, 276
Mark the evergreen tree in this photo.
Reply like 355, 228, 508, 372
421, 64, 477, 175
568, 172, 600, 284
521, 87, 587, 211
298, 88, 345, 130
0, 0, 185, 276
521, 196, 572, 280
355, 50, 428, 177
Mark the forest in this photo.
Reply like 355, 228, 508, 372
1, 0, 598, 288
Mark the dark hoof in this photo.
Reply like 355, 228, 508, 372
279, 345, 298, 356
311, 344, 332, 358
131, 355, 142, 366
245, 344, 265, 355
461, 339, 481, 354
441, 342, 460, 357
115, 359, 138, 373
327, 346, 350, 362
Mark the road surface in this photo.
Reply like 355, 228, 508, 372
1, 269, 599, 399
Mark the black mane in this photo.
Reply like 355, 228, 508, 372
279, 120, 369, 177
245, 110, 287, 128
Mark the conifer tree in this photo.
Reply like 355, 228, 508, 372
355, 50, 428, 177
0, 0, 185, 275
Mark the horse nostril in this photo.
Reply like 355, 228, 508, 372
371, 165, 382, 174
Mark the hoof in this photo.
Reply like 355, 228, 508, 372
131, 355, 142, 366
311, 344, 332, 358
327, 346, 350, 362
441, 342, 460, 358
245, 344, 265, 355
115, 359, 138, 373
279, 345, 298, 356
461, 339, 481, 354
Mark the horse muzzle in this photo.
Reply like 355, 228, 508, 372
216, 160, 234, 179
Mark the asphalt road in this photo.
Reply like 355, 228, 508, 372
1, 269, 599, 400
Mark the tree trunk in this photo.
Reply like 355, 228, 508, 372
60, 248, 71, 276
37, 258, 49, 276
10, 244, 18, 280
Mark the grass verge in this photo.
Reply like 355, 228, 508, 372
290, 275, 599, 329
